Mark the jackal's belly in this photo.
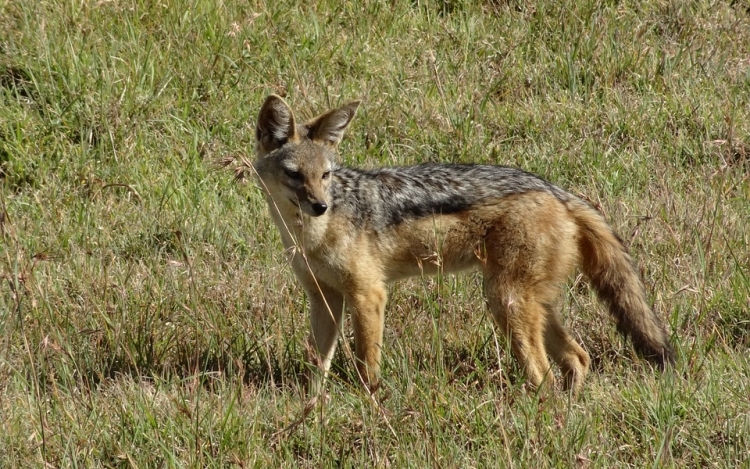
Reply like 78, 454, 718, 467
380, 212, 488, 281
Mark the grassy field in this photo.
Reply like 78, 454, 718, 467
1, 0, 749, 466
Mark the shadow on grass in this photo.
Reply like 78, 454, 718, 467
25, 328, 308, 393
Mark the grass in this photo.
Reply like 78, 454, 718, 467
1, 0, 749, 466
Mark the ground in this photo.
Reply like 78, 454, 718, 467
1, 0, 749, 467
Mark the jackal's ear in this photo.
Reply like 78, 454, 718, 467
306, 100, 360, 148
256, 94, 297, 153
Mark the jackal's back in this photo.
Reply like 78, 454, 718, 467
328, 163, 571, 229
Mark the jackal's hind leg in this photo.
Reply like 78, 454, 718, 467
542, 305, 590, 392
484, 276, 555, 390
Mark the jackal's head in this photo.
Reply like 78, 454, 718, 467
253, 95, 360, 217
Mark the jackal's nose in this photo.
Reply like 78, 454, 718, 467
311, 202, 328, 216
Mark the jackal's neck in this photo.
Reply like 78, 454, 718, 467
265, 195, 330, 251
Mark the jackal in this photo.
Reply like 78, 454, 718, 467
250, 94, 674, 394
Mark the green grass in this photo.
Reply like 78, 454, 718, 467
1, 0, 749, 466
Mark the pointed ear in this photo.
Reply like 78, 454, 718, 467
256, 94, 297, 153
306, 100, 360, 147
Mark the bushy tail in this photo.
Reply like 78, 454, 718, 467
569, 200, 675, 368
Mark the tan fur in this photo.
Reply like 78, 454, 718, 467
251, 95, 674, 395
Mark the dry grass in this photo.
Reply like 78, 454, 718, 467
1, 0, 749, 466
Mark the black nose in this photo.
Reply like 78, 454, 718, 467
311, 202, 328, 216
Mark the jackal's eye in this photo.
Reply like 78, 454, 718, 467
284, 169, 302, 180
322, 171, 331, 180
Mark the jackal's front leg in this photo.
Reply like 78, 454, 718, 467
303, 281, 345, 396
348, 283, 388, 392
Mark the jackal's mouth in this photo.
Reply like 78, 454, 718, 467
288, 198, 300, 208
